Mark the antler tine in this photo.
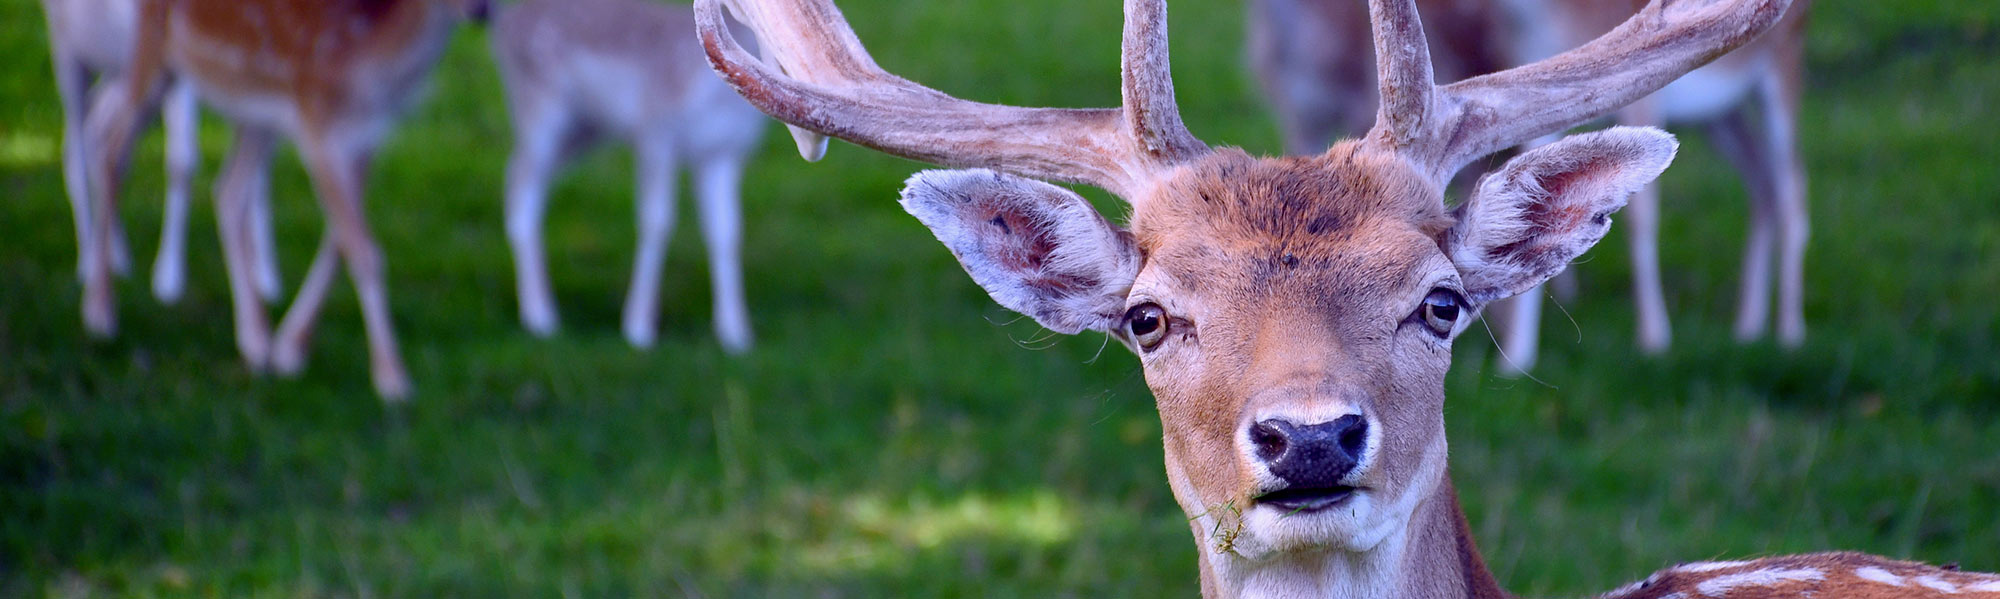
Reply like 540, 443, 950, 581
1364, 0, 1440, 152
695, 0, 1208, 201
1121, 0, 1209, 162
1365, 0, 1793, 184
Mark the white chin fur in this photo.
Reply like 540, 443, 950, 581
1229, 492, 1399, 560
1223, 438, 1447, 563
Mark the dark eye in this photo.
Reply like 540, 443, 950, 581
1418, 289, 1464, 337
1125, 303, 1169, 350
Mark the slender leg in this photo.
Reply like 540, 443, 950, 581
1764, 42, 1810, 348
83, 81, 137, 278
247, 147, 283, 303
52, 51, 98, 283
695, 156, 752, 354
153, 80, 199, 303
1618, 99, 1671, 354
1493, 284, 1543, 375
503, 101, 570, 336
269, 230, 338, 375
275, 132, 409, 400
214, 129, 278, 369
622, 135, 679, 349
1708, 109, 1777, 342
80, 75, 160, 335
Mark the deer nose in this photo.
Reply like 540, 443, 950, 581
1249, 415, 1368, 487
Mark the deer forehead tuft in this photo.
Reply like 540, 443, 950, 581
1131, 146, 1445, 264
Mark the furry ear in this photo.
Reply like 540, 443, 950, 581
1446, 126, 1679, 305
899, 169, 1141, 335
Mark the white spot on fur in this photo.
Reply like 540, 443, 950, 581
1966, 579, 2000, 592
1854, 566, 1906, 586
1674, 560, 1753, 573
1695, 567, 1823, 597
1915, 574, 1959, 593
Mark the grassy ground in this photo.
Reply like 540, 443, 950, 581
3, 0, 1996, 596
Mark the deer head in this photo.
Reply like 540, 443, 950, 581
697, 0, 1787, 595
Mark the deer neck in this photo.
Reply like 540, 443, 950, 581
1195, 476, 1507, 599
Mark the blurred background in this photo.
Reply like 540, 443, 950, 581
2, 0, 1995, 596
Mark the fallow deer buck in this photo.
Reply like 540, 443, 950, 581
491, 0, 768, 351
82, 0, 491, 399
40, 0, 284, 305
698, 0, 1995, 596
1251, 0, 1813, 372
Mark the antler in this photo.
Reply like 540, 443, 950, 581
1366, 0, 1793, 183
694, 0, 1209, 201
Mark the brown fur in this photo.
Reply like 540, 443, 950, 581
1605, 553, 2000, 599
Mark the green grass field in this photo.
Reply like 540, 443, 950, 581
3, 0, 1996, 596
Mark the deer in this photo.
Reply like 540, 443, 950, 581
1249, 0, 1812, 373
80, 0, 492, 400
38, 0, 285, 306
694, 0, 1994, 596
490, 0, 768, 352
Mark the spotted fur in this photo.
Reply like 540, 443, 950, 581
1603, 553, 2000, 599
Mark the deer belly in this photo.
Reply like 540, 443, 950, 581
1652, 65, 1758, 124
190, 85, 302, 135
568, 55, 656, 134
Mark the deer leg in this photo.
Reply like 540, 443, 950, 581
696, 154, 752, 354
246, 145, 283, 303
1618, 100, 1671, 354
278, 134, 409, 400
153, 80, 199, 303
503, 102, 569, 336
622, 135, 680, 349
83, 80, 138, 279
1492, 286, 1543, 375
269, 228, 338, 375
214, 128, 278, 370
1763, 50, 1809, 348
1707, 108, 1777, 342
53, 51, 98, 283
80, 76, 160, 336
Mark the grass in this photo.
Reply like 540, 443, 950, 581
2, 0, 1996, 596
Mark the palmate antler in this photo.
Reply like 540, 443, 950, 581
695, 0, 1208, 201
698, 0, 1789, 195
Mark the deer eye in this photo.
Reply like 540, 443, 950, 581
1125, 303, 1169, 350
1418, 289, 1464, 338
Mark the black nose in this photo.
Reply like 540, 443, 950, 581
1249, 415, 1368, 488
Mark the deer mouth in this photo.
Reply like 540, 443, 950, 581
1254, 485, 1357, 513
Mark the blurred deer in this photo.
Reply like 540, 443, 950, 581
81, 0, 491, 400
39, 0, 283, 305
1249, 0, 1812, 372
491, 0, 768, 351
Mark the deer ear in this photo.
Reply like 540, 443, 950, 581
900, 169, 1141, 335
1444, 126, 1678, 305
